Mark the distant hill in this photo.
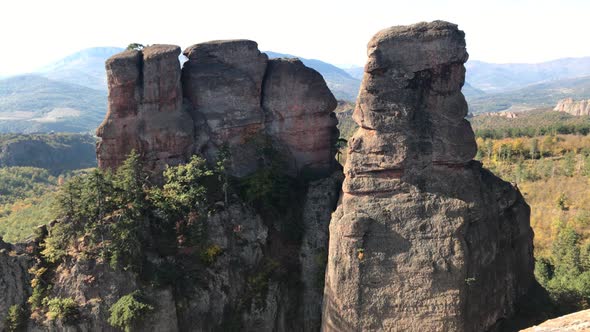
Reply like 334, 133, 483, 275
266, 51, 361, 101
467, 75, 590, 114
0, 75, 106, 133
0, 133, 97, 173
342, 66, 364, 80
469, 108, 590, 138
36, 47, 124, 91
466, 57, 590, 93
462, 82, 486, 98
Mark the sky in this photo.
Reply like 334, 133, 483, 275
1, 0, 589, 75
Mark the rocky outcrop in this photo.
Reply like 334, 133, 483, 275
0, 238, 32, 331
554, 98, 590, 116
96, 45, 194, 175
487, 111, 519, 118
97, 41, 338, 178
182, 40, 268, 176
521, 309, 590, 331
263, 58, 338, 176
322, 21, 534, 332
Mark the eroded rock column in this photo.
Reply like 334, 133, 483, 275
96, 45, 194, 174
263, 58, 339, 176
321, 21, 534, 332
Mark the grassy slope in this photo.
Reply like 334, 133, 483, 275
0, 75, 106, 133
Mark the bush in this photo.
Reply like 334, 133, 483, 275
108, 291, 153, 332
200, 244, 223, 265
45, 297, 79, 323
4, 305, 26, 332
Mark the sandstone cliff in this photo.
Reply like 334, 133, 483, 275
554, 98, 590, 116
520, 309, 590, 331
97, 41, 338, 178
321, 21, 534, 332
9, 41, 342, 332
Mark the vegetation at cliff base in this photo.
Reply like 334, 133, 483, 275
108, 291, 153, 332
474, 130, 590, 312
45, 297, 79, 323
3, 305, 26, 332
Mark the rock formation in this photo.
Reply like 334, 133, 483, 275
521, 309, 590, 331
554, 98, 590, 116
97, 41, 338, 178
96, 45, 194, 175
263, 58, 339, 175
0, 238, 32, 331
74, 40, 340, 331
0, 22, 539, 332
321, 21, 534, 332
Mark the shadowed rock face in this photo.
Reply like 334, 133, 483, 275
97, 41, 338, 178
321, 21, 534, 332
0, 239, 32, 331
263, 58, 339, 176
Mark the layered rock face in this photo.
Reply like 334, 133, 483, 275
97, 41, 338, 178
322, 21, 534, 332
554, 98, 590, 116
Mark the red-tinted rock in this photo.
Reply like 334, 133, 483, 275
263, 58, 338, 175
97, 41, 339, 179
96, 45, 194, 175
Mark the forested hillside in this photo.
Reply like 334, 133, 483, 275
0, 133, 96, 173
472, 114, 590, 313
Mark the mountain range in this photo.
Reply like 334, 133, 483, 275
0, 47, 589, 133
36, 47, 124, 91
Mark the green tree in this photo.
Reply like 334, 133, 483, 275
552, 226, 581, 277
216, 144, 231, 206
126, 43, 145, 51
530, 138, 539, 159
114, 150, 149, 214
563, 151, 576, 177
556, 192, 569, 211
335, 138, 348, 163
108, 291, 153, 332
534, 257, 554, 286
4, 305, 26, 332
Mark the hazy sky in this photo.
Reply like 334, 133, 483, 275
1, 0, 589, 75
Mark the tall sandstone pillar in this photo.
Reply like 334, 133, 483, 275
321, 21, 534, 332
